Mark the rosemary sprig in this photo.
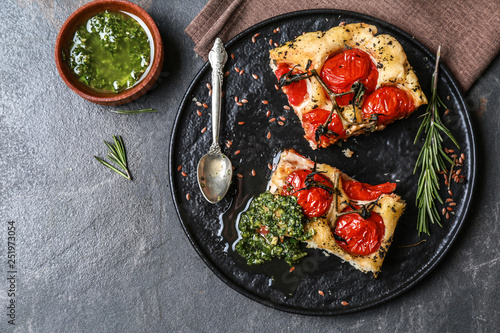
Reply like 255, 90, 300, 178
94, 135, 132, 180
110, 108, 158, 114
413, 46, 459, 235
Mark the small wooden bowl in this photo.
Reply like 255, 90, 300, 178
55, 0, 164, 105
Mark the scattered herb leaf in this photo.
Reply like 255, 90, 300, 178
399, 239, 427, 248
94, 135, 132, 180
110, 108, 158, 114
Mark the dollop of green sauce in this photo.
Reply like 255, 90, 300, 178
235, 192, 314, 266
68, 10, 151, 93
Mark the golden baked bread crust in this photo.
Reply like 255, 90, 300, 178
268, 149, 405, 277
269, 23, 428, 149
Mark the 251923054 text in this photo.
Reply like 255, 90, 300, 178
6, 221, 17, 325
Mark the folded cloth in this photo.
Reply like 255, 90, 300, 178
186, 0, 500, 92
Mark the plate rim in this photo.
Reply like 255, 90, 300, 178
169, 8, 477, 315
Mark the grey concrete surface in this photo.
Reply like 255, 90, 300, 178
0, 0, 499, 332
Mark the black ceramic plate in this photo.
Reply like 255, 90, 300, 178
169, 10, 476, 315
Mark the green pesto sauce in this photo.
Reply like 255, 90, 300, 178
68, 10, 151, 93
235, 191, 314, 266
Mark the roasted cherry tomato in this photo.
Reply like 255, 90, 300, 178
275, 63, 308, 106
334, 207, 385, 256
342, 179, 397, 201
282, 169, 333, 218
362, 86, 414, 125
302, 109, 347, 145
320, 48, 378, 106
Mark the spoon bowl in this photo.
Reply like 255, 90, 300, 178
197, 146, 233, 203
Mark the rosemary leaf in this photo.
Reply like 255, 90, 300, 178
94, 156, 131, 180
114, 136, 129, 168
94, 135, 132, 180
107, 153, 127, 171
110, 108, 158, 114
104, 141, 120, 157
112, 137, 123, 158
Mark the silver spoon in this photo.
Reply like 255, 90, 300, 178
197, 38, 232, 204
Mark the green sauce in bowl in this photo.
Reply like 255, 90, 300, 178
68, 10, 152, 93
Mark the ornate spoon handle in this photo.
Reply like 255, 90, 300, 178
208, 38, 228, 150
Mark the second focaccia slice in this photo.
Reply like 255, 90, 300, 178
269, 149, 405, 277
269, 23, 427, 149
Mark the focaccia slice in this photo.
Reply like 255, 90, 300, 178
269, 149, 405, 277
269, 23, 427, 149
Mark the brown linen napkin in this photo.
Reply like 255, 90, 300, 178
186, 0, 500, 92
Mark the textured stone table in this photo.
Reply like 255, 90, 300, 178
1, 0, 498, 332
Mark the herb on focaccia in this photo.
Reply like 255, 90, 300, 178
283, 163, 380, 228
278, 66, 378, 145
311, 72, 376, 133
413, 46, 459, 235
